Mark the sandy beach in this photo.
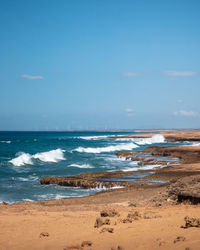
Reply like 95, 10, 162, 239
1, 201, 200, 250
1, 130, 200, 250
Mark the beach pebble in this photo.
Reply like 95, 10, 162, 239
100, 209, 119, 217
100, 227, 114, 233
111, 246, 124, 250
63, 245, 81, 250
128, 202, 137, 207
183, 216, 200, 228
39, 232, 49, 238
94, 218, 110, 228
2, 201, 8, 205
159, 241, 166, 246
174, 236, 186, 243
81, 241, 92, 247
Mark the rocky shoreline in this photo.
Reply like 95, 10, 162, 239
110, 130, 200, 142
40, 142, 200, 206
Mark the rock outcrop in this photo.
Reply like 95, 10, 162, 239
183, 216, 200, 228
144, 146, 200, 164
40, 176, 131, 189
111, 131, 200, 142
168, 175, 200, 204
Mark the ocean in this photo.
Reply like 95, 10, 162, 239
0, 131, 190, 203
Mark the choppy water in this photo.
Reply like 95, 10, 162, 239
0, 131, 192, 203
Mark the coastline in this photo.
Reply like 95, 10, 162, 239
1, 129, 200, 249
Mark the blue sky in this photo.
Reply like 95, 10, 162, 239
0, 0, 200, 130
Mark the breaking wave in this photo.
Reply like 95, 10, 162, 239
9, 149, 66, 166
74, 142, 139, 153
191, 142, 200, 146
69, 163, 94, 169
1, 140, 11, 144
9, 153, 33, 167
116, 134, 165, 145
78, 135, 110, 140
76, 134, 124, 140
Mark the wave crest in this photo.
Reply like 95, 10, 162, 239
74, 143, 138, 154
69, 163, 94, 169
1, 140, 11, 144
9, 153, 33, 166
9, 149, 66, 166
33, 149, 65, 162
117, 134, 165, 145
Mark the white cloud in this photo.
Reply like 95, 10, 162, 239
123, 72, 139, 77
164, 71, 197, 77
125, 108, 133, 113
177, 99, 183, 103
21, 74, 44, 80
174, 110, 199, 117
125, 108, 134, 117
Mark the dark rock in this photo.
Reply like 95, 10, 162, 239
2, 201, 8, 205
100, 209, 119, 217
117, 246, 124, 250
127, 211, 141, 220
168, 175, 200, 204
174, 236, 186, 243
63, 245, 81, 250
81, 241, 92, 247
40, 173, 130, 189
128, 203, 137, 207
94, 218, 110, 228
111, 246, 124, 250
39, 232, 49, 238
121, 211, 141, 223
183, 216, 200, 228
100, 227, 114, 233
121, 218, 133, 223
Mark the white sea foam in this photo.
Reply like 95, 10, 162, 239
74, 142, 139, 154
22, 199, 34, 202
9, 153, 33, 167
89, 185, 124, 191
69, 163, 94, 169
78, 135, 109, 140
122, 164, 161, 172
54, 194, 68, 199
107, 156, 129, 162
1, 140, 11, 144
117, 134, 165, 145
33, 149, 65, 162
18, 177, 30, 181
77, 134, 124, 140
190, 142, 200, 146
18, 176, 39, 182
9, 149, 66, 166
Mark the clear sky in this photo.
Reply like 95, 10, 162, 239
0, 0, 200, 130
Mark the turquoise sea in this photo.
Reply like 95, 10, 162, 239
0, 131, 191, 203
